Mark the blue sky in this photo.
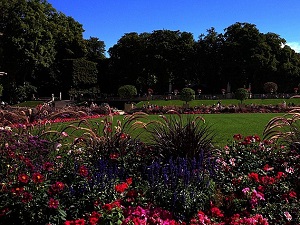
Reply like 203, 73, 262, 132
48, 0, 300, 53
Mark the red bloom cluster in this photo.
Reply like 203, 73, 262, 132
64, 219, 85, 225
32, 172, 44, 183
48, 198, 59, 209
18, 173, 29, 183
78, 165, 89, 177
102, 200, 121, 211
48, 181, 65, 195
248, 171, 285, 185
115, 177, 132, 193
88, 211, 101, 225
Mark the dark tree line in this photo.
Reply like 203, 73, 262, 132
1, 0, 300, 102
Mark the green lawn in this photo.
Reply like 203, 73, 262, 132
135, 98, 300, 107
131, 113, 283, 147
43, 113, 283, 148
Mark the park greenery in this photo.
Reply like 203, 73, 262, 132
235, 88, 249, 104
1, 0, 300, 224
1, 0, 300, 104
0, 104, 300, 224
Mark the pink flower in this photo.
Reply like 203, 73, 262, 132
242, 187, 250, 194
284, 211, 292, 221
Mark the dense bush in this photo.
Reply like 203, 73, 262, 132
180, 88, 195, 104
118, 85, 137, 100
263, 82, 278, 94
235, 88, 248, 104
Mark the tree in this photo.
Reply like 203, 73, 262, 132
263, 82, 278, 94
0, 0, 56, 98
85, 37, 106, 62
118, 85, 137, 100
180, 88, 195, 104
235, 88, 248, 104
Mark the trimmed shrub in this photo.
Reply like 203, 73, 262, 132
180, 88, 195, 104
235, 88, 248, 104
263, 81, 278, 94
118, 85, 137, 100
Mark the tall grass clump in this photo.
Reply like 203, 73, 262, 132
263, 108, 300, 149
145, 110, 216, 159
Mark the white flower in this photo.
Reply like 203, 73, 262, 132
285, 167, 294, 174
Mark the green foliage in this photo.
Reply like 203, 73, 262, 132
263, 81, 278, 93
0, 84, 3, 97
145, 111, 216, 159
180, 88, 195, 104
263, 108, 300, 148
72, 58, 98, 87
15, 82, 37, 102
235, 88, 248, 104
214, 135, 300, 224
118, 85, 137, 99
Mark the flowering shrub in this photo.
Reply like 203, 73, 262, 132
0, 109, 300, 224
214, 134, 300, 224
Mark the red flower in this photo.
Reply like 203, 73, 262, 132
43, 162, 54, 171
289, 191, 297, 198
49, 181, 65, 194
261, 175, 275, 185
276, 171, 285, 180
89, 211, 101, 225
233, 134, 243, 140
21, 192, 33, 203
109, 153, 119, 160
48, 198, 59, 209
126, 177, 133, 185
263, 164, 273, 171
253, 135, 261, 142
257, 185, 265, 193
126, 190, 138, 198
11, 187, 24, 195
120, 133, 127, 139
79, 165, 89, 177
75, 219, 85, 225
18, 173, 29, 183
248, 172, 260, 182
211, 206, 224, 218
102, 200, 121, 211
32, 172, 44, 183
115, 182, 128, 193
64, 221, 76, 225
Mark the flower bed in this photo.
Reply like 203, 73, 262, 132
0, 112, 299, 224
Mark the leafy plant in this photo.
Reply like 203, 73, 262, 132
118, 85, 137, 100
263, 81, 278, 94
180, 87, 195, 104
214, 134, 300, 224
263, 108, 300, 148
235, 88, 248, 104
145, 110, 216, 159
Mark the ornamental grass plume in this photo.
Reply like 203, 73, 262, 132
145, 110, 216, 159
263, 108, 300, 149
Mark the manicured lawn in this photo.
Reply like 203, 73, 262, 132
44, 113, 283, 148
135, 98, 300, 107
131, 113, 283, 147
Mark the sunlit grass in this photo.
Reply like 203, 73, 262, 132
136, 99, 300, 107
38, 113, 283, 148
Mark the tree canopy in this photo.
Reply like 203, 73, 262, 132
0, 1, 300, 102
